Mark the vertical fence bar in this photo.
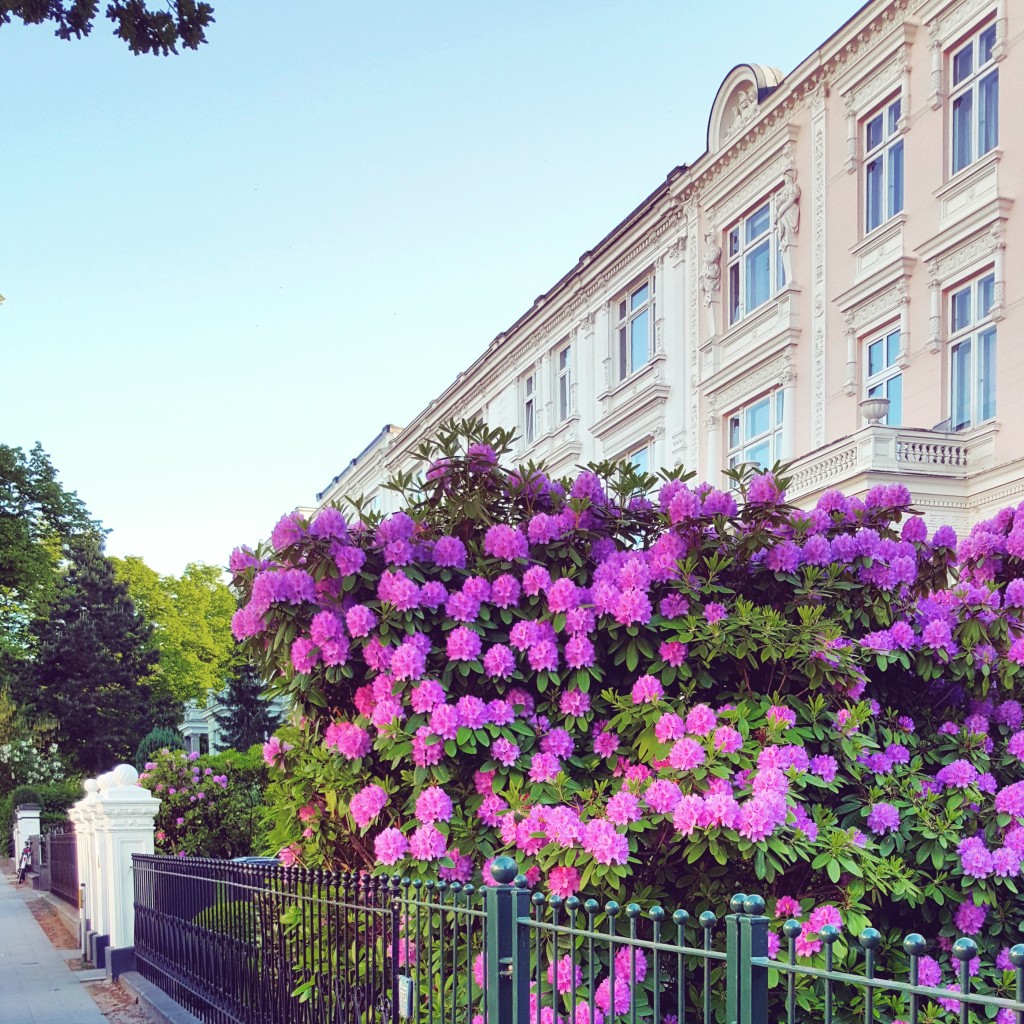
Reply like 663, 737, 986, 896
821, 925, 839, 1024
726, 897, 743, 1024
701, 911, 715, 1024
860, 928, 881, 1024
953, 938, 979, 1024
1011, 945, 1024, 1024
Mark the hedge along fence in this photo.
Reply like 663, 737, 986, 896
231, 419, 1024, 1015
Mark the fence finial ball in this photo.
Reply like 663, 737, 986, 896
859, 928, 882, 951
903, 934, 927, 957
783, 919, 802, 939
952, 937, 979, 961
1009, 945, 1024, 969
490, 856, 518, 884
743, 895, 765, 916
730, 893, 748, 913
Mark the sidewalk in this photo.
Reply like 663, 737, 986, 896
0, 870, 108, 1024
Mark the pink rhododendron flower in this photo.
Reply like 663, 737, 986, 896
409, 824, 448, 861
375, 828, 409, 865
582, 818, 630, 865
685, 703, 717, 736
325, 722, 372, 760
447, 627, 482, 662
548, 865, 581, 898
668, 738, 706, 770
560, 689, 591, 716
349, 785, 388, 828
492, 738, 520, 767
415, 786, 454, 823
631, 674, 663, 704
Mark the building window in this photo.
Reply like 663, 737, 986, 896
864, 98, 904, 233
865, 327, 903, 425
556, 342, 572, 422
628, 444, 650, 476
522, 371, 538, 444
950, 22, 998, 175
727, 391, 784, 470
949, 272, 996, 430
617, 278, 654, 379
727, 202, 785, 325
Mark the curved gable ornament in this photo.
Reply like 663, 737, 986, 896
707, 64, 784, 154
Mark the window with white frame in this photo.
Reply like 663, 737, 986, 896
628, 443, 650, 476
864, 98, 904, 233
727, 391, 785, 470
864, 327, 903, 425
727, 201, 785, 326
556, 341, 572, 422
949, 272, 996, 431
950, 21, 998, 175
616, 278, 654, 380
522, 370, 538, 445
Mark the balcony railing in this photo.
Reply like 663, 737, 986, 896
786, 424, 988, 499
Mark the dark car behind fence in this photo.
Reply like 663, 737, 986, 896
133, 854, 1024, 1024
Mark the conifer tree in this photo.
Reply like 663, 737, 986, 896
213, 664, 280, 752
17, 534, 163, 774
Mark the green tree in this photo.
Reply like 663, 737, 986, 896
0, 443, 98, 685
16, 534, 163, 774
1, 1, 215, 56
214, 664, 281, 752
112, 556, 238, 704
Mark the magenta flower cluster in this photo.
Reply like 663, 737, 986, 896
233, 430, 1024, 977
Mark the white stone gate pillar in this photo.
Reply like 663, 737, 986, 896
68, 778, 99, 954
91, 763, 160, 978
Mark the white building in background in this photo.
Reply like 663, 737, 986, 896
180, 690, 289, 755
318, 0, 1023, 536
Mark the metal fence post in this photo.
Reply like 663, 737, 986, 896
726, 894, 769, 1024
484, 857, 530, 1024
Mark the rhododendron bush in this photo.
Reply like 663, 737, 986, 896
231, 420, 1024, 978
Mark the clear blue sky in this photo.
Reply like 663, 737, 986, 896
1, 0, 856, 577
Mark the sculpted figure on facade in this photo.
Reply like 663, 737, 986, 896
725, 86, 758, 140
776, 167, 800, 282
699, 229, 722, 338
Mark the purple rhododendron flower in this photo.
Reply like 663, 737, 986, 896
704, 602, 728, 624
866, 802, 900, 834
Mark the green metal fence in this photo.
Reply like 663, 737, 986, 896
133, 854, 1024, 1024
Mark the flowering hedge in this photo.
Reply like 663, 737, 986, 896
231, 420, 1024, 1012
138, 746, 269, 858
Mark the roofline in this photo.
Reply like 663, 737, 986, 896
316, 423, 401, 501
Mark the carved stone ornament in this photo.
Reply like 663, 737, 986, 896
724, 86, 759, 141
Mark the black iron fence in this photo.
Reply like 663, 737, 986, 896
134, 855, 399, 1024
132, 854, 1024, 1024
47, 828, 78, 907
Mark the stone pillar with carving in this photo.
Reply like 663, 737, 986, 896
91, 764, 160, 978
992, 226, 1006, 321
928, 275, 942, 353
705, 410, 721, 487
781, 371, 798, 461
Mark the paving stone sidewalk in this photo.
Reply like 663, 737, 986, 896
0, 869, 107, 1024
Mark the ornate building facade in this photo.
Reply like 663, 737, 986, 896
317, 0, 1020, 536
